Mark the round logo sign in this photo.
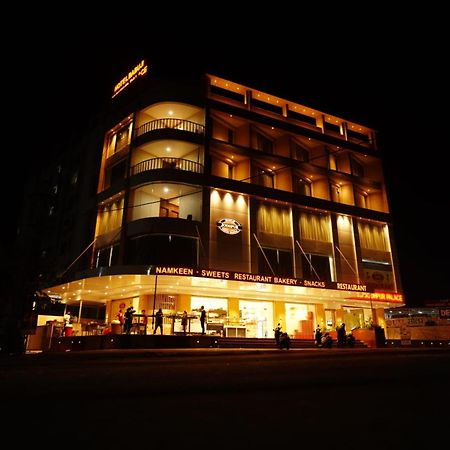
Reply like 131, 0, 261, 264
119, 302, 126, 309
217, 218, 242, 235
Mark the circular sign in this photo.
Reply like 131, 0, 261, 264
119, 302, 126, 309
217, 218, 242, 235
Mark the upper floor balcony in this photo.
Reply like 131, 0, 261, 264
131, 157, 204, 176
134, 118, 205, 138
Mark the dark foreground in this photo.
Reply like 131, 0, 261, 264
2, 348, 449, 448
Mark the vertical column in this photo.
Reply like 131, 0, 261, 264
342, 122, 348, 141
273, 301, 286, 331
317, 114, 325, 133
228, 298, 240, 323
245, 90, 252, 110
282, 103, 289, 118
315, 304, 326, 330
176, 294, 191, 312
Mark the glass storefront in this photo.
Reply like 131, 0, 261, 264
239, 300, 273, 338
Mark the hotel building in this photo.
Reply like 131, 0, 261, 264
36, 62, 404, 338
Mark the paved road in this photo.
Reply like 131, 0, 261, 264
2, 348, 449, 448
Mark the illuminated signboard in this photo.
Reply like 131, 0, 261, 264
112, 60, 148, 98
217, 218, 242, 235
147, 266, 402, 299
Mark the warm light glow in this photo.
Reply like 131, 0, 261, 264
166, 147, 171, 152
163, 187, 169, 193
168, 110, 173, 116
112, 60, 148, 98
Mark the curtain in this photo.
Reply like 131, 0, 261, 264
299, 212, 331, 242
257, 204, 291, 235
98, 198, 124, 235
358, 222, 389, 251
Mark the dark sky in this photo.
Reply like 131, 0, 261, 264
15, 32, 448, 306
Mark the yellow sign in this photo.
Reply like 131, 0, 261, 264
112, 60, 148, 98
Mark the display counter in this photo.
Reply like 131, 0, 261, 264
224, 326, 246, 338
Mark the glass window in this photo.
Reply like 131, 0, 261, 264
301, 253, 332, 282
294, 177, 311, 196
291, 142, 309, 162
256, 167, 274, 188
256, 133, 273, 153
259, 247, 293, 277
299, 212, 331, 242
127, 235, 198, 267
358, 222, 389, 251
350, 157, 365, 177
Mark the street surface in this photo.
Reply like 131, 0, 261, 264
2, 348, 449, 448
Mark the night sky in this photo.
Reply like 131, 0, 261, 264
14, 33, 448, 306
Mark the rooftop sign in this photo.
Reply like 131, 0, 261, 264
112, 60, 148, 98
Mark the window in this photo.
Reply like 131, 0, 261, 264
358, 222, 389, 251
299, 213, 331, 242
159, 199, 179, 218
301, 253, 332, 282
259, 247, 293, 277
96, 245, 119, 268
362, 260, 394, 290
350, 156, 365, 177
331, 183, 341, 202
227, 164, 234, 179
291, 142, 310, 162
126, 235, 198, 267
355, 189, 368, 208
227, 129, 234, 143
328, 152, 338, 171
294, 177, 311, 196
256, 133, 273, 153
255, 167, 274, 188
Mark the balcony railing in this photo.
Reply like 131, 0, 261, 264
135, 118, 205, 138
131, 157, 204, 175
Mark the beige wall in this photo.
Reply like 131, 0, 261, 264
212, 158, 228, 178
274, 135, 290, 158
368, 192, 387, 212
340, 184, 355, 206
312, 179, 330, 200
235, 124, 250, 147
212, 121, 229, 141
129, 190, 160, 221
273, 301, 286, 330
209, 190, 251, 272
315, 304, 326, 329
235, 160, 250, 181
276, 169, 292, 192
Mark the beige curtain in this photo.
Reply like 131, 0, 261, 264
299, 212, 331, 242
257, 204, 291, 235
358, 222, 389, 251
97, 198, 124, 235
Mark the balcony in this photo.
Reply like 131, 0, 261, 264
131, 157, 204, 176
135, 118, 205, 138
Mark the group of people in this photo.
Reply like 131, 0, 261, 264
274, 323, 291, 350
115, 305, 207, 335
314, 323, 355, 348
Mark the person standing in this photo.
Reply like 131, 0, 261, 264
314, 325, 322, 347
140, 309, 148, 335
273, 323, 282, 345
124, 306, 135, 334
154, 308, 164, 335
181, 310, 188, 335
199, 306, 206, 335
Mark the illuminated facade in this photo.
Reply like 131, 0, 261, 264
42, 66, 404, 338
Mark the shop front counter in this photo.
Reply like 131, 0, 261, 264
224, 326, 246, 338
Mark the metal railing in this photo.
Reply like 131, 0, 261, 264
131, 157, 204, 175
135, 118, 205, 137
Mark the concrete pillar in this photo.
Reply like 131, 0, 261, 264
228, 298, 240, 323
273, 301, 286, 330
315, 304, 326, 329
176, 294, 191, 312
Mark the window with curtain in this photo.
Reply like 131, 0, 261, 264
257, 204, 291, 235
357, 222, 389, 251
97, 198, 124, 235
299, 212, 331, 242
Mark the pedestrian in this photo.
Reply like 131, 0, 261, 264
140, 309, 148, 335
273, 323, 282, 345
181, 310, 188, 335
124, 306, 135, 334
154, 308, 163, 335
63, 310, 73, 336
199, 305, 206, 335
314, 325, 322, 347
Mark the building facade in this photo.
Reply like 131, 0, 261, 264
38, 63, 404, 338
